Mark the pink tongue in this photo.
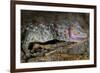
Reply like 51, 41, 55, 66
71, 33, 85, 40
65, 27, 87, 41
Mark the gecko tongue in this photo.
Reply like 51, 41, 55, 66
71, 29, 87, 39
66, 22, 87, 42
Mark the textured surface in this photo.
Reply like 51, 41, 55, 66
21, 10, 89, 63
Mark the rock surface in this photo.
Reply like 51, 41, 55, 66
21, 10, 89, 63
